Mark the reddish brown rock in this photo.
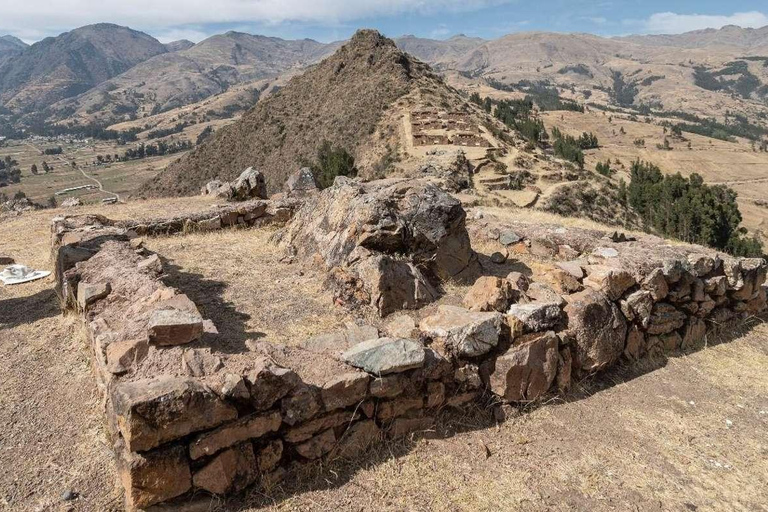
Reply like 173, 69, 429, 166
295, 429, 336, 459
189, 411, 281, 460
377, 397, 424, 421
245, 360, 300, 411
330, 420, 381, 459
584, 266, 636, 301
111, 377, 238, 453
642, 268, 668, 301
284, 410, 360, 443
118, 444, 191, 510
320, 372, 370, 411
147, 308, 204, 346
489, 331, 559, 402
192, 443, 257, 495
462, 276, 514, 312
257, 439, 284, 473
281, 384, 321, 426
369, 374, 407, 398
647, 303, 687, 335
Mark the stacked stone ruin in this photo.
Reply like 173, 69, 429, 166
50, 175, 767, 511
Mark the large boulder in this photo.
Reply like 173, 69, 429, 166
231, 167, 268, 201
277, 178, 478, 314
563, 289, 627, 373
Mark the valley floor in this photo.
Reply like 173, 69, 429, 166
1, 202, 767, 511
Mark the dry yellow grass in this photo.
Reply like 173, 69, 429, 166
2, 198, 768, 511
540, 110, 768, 235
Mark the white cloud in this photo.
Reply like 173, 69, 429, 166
152, 28, 210, 44
640, 11, 768, 34
0, 0, 512, 40
430, 24, 451, 39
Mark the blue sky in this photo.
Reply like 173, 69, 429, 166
0, 0, 766, 44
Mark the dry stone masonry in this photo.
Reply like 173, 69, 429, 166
50, 176, 767, 511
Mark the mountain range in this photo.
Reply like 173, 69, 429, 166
1, 23, 768, 131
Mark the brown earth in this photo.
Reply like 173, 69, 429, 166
1, 199, 767, 511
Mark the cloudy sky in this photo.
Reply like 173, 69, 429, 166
1, 0, 767, 44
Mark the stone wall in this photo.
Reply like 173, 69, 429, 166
50, 191, 768, 511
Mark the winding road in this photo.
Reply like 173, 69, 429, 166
24, 141, 121, 202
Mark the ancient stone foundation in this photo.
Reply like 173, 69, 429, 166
51, 179, 767, 511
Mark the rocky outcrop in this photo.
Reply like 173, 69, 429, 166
202, 167, 268, 202
277, 178, 479, 315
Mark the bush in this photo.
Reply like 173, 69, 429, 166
310, 141, 357, 189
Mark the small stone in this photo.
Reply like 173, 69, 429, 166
592, 247, 619, 259
147, 308, 204, 346
490, 251, 507, 264
281, 384, 321, 426
295, 429, 336, 459
556, 260, 585, 280
61, 490, 78, 502
584, 266, 636, 301
341, 337, 425, 375
118, 443, 191, 509
642, 268, 669, 301
529, 238, 558, 258
647, 303, 687, 335
76, 281, 111, 310
420, 305, 503, 357
507, 302, 562, 334
245, 360, 300, 411
505, 271, 530, 292
563, 289, 627, 372
192, 443, 257, 495
320, 372, 370, 410
499, 230, 521, 246
463, 276, 514, 312
189, 411, 281, 460
687, 253, 715, 277
524, 282, 566, 306
137, 253, 162, 274
219, 373, 250, 402
377, 397, 424, 421
369, 374, 407, 398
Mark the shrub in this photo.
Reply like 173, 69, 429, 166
310, 141, 357, 189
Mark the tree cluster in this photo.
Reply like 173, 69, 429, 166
627, 160, 762, 256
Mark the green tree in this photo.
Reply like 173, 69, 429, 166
310, 141, 357, 189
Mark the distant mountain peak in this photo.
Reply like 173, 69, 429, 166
0, 35, 28, 48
